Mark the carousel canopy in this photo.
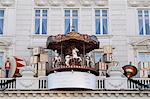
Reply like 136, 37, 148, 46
46, 32, 99, 54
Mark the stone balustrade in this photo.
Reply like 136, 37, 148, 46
0, 76, 150, 91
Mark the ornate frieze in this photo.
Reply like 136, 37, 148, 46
0, 0, 15, 6
34, 0, 108, 6
49, 0, 61, 6
0, 91, 150, 97
34, 0, 49, 6
94, 0, 108, 6
64, 0, 76, 6
128, 0, 150, 7
80, 0, 91, 6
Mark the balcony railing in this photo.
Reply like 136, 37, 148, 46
0, 77, 150, 90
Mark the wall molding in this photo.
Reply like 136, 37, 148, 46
0, 91, 150, 97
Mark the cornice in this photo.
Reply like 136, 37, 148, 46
34, 0, 108, 7
1, 91, 150, 97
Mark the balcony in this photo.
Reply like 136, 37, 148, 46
1, 77, 150, 91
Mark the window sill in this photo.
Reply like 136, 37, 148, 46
95, 34, 113, 39
30, 34, 49, 38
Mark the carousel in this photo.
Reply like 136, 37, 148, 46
46, 32, 99, 74
46, 32, 100, 89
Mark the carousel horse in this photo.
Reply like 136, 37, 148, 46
65, 55, 71, 66
52, 50, 61, 68
72, 48, 82, 63
85, 53, 94, 68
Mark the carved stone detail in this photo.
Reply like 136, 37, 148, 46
80, 0, 91, 6
16, 93, 21, 97
128, 0, 150, 7
34, 0, 49, 6
94, 0, 108, 6
49, 0, 61, 6
128, 0, 140, 7
142, 1, 150, 7
64, 0, 76, 6
0, 0, 15, 6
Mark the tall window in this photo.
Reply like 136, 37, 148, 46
138, 10, 150, 35
64, 10, 78, 34
0, 52, 4, 67
95, 9, 108, 35
35, 9, 47, 34
0, 10, 4, 35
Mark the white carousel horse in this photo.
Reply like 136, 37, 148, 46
85, 53, 94, 68
72, 48, 82, 62
65, 55, 71, 66
52, 50, 61, 68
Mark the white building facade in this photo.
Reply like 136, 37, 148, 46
0, 0, 150, 69
0, 0, 150, 98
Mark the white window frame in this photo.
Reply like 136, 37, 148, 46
64, 9, 78, 33
34, 9, 48, 35
95, 9, 108, 35
138, 9, 150, 35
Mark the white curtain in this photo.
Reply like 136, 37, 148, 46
96, 19, 100, 34
35, 18, 40, 34
65, 19, 70, 34
103, 18, 108, 34
42, 19, 47, 34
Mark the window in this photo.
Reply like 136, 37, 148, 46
35, 9, 47, 34
95, 9, 108, 35
93, 51, 102, 63
138, 10, 150, 35
64, 10, 78, 34
0, 10, 4, 35
0, 52, 4, 67
138, 52, 150, 62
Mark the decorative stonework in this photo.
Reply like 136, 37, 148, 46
128, 0, 150, 7
34, 0, 49, 6
94, 0, 108, 6
49, 0, 61, 6
0, 0, 15, 6
64, 0, 76, 6
80, 0, 91, 6
0, 91, 150, 97
34, 0, 108, 6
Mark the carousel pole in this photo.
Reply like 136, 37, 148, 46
83, 42, 85, 66
61, 43, 63, 67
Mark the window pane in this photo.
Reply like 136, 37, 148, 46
72, 19, 78, 32
72, 10, 78, 17
35, 10, 40, 17
42, 19, 47, 34
103, 18, 108, 34
96, 19, 100, 34
42, 10, 47, 17
65, 19, 70, 33
144, 11, 150, 35
94, 52, 102, 63
139, 53, 150, 62
65, 10, 70, 17
0, 10, 4, 17
102, 10, 107, 17
138, 10, 142, 17
138, 18, 144, 35
35, 18, 40, 34
0, 52, 4, 67
0, 19, 3, 34
95, 10, 100, 16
